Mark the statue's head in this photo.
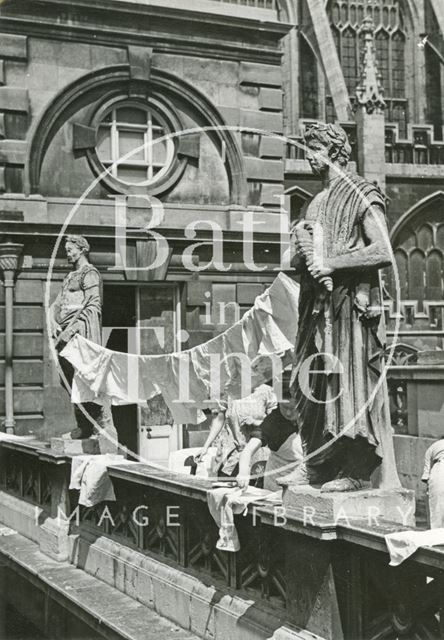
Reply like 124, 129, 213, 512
304, 123, 351, 176
65, 235, 90, 265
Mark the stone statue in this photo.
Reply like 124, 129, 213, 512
50, 235, 117, 444
279, 123, 401, 493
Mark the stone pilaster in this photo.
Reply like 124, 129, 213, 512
354, 17, 386, 191
0, 242, 24, 434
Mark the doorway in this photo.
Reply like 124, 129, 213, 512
102, 284, 182, 464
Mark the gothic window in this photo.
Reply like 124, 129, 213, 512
328, 1, 408, 133
389, 196, 444, 312
375, 30, 390, 93
391, 31, 405, 98
342, 27, 359, 92
300, 37, 319, 118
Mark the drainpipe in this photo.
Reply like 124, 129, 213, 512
0, 242, 23, 434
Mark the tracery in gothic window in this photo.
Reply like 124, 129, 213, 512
389, 196, 444, 310
328, 1, 408, 135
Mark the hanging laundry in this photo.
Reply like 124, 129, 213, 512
207, 486, 282, 552
385, 528, 444, 566
60, 273, 300, 424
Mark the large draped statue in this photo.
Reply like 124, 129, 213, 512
279, 124, 400, 493
50, 235, 116, 443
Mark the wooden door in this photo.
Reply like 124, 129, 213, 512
137, 285, 182, 466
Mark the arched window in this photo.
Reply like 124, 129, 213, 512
328, 1, 408, 135
342, 27, 359, 92
391, 31, 405, 99
300, 37, 319, 118
389, 194, 444, 310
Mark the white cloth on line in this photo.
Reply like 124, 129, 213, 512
60, 273, 300, 425
207, 486, 282, 552
70, 454, 135, 507
385, 528, 444, 566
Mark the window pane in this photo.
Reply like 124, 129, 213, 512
300, 36, 318, 118
119, 130, 145, 161
152, 130, 168, 165
391, 32, 405, 99
375, 30, 390, 94
117, 166, 147, 184
97, 127, 111, 160
96, 104, 175, 186
116, 107, 147, 125
341, 28, 358, 93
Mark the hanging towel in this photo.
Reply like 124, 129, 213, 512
385, 528, 444, 566
207, 486, 282, 552
70, 454, 135, 507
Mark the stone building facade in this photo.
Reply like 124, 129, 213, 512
0, 0, 442, 491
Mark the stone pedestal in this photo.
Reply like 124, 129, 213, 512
283, 485, 416, 527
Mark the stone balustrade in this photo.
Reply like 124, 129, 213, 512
0, 439, 444, 639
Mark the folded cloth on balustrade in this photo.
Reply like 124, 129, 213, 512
207, 486, 282, 552
70, 454, 135, 507
61, 273, 300, 425
385, 528, 444, 566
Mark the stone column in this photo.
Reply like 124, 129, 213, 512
355, 17, 386, 192
0, 242, 23, 434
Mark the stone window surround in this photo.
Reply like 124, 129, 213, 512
87, 93, 189, 197
96, 99, 176, 188
27, 65, 247, 205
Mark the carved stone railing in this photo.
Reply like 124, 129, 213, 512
0, 439, 71, 560
385, 124, 444, 165
0, 440, 444, 639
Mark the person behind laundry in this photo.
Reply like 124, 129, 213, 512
195, 384, 276, 482
422, 437, 444, 528
236, 404, 303, 492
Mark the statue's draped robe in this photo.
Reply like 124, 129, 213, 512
54, 265, 102, 344
290, 173, 400, 489
53, 264, 115, 439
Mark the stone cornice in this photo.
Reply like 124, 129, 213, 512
0, 0, 291, 64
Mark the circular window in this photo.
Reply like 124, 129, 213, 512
95, 102, 175, 186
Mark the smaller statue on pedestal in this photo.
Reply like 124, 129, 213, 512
49, 235, 117, 448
